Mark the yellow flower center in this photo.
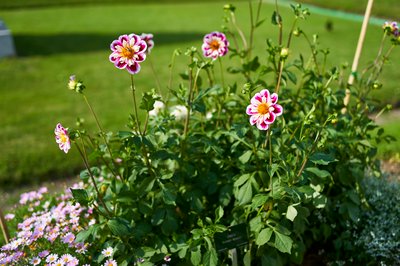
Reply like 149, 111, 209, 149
60, 133, 67, 143
121, 47, 135, 59
257, 103, 270, 115
210, 40, 220, 50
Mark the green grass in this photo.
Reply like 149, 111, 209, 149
0, 1, 399, 187
298, 0, 400, 20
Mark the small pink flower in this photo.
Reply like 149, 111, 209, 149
140, 33, 154, 54
109, 34, 147, 74
383, 21, 399, 36
101, 247, 113, 257
103, 259, 117, 266
55, 123, 71, 153
62, 232, 75, 244
202, 31, 229, 60
4, 214, 15, 221
30, 256, 41, 265
246, 89, 283, 130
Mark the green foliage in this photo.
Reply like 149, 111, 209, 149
3, 1, 399, 265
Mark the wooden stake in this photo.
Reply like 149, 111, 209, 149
343, 0, 374, 110
0, 208, 10, 244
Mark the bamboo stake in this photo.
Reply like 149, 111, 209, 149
0, 207, 10, 244
343, 0, 374, 110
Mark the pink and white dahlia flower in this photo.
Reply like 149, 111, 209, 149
55, 123, 71, 153
202, 31, 229, 60
246, 89, 283, 130
109, 34, 147, 74
140, 33, 154, 54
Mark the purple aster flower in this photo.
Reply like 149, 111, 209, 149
109, 34, 147, 74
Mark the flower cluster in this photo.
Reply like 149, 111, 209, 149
0, 185, 94, 265
383, 21, 399, 37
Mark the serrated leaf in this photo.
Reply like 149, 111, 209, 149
286, 205, 298, 221
203, 248, 218, 265
251, 194, 269, 209
234, 174, 250, 187
70, 188, 89, 205
239, 150, 252, 164
107, 218, 131, 237
305, 167, 331, 178
255, 228, 273, 246
237, 180, 252, 205
191, 249, 201, 265
309, 152, 337, 165
215, 206, 224, 222
274, 231, 293, 254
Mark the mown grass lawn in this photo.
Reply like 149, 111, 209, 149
0, 1, 399, 188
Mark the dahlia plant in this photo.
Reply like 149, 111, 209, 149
1, 1, 398, 265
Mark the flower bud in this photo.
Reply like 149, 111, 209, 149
68, 75, 85, 93
280, 48, 289, 60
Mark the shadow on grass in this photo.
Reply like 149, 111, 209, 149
13, 31, 205, 56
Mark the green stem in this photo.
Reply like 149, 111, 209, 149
130, 75, 142, 135
148, 56, 162, 97
275, 0, 283, 46
286, 18, 298, 49
82, 94, 116, 171
302, 32, 320, 75
275, 59, 285, 93
75, 140, 112, 217
218, 57, 225, 89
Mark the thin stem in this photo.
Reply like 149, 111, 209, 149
148, 56, 162, 97
275, 60, 285, 94
268, 129, 273, 195
302, 32, 320, 75
248, 0, 254, 59
275, 0, 283, 46
230, 11, 248, 52
0, 208, 10, 244
166, 50, 179, 106
142, 112, 150, 136
75, 141, 112, 217
82, 94, 115, 168
218, 57, 225, 89
183, 58, 194, 137
286, 18, 298, 49
130, 75, 142, 135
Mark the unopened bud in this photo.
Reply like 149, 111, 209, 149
68, 75, 85, 93
280, 48, 289, 60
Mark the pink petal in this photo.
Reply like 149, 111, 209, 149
114, 60, 127, 69
251, 93, 262, 105
110, 40, 121, 51
246, 105, 258, 115
126, 62, 141, 74
256, 120, 269, 130
270, 93, 278, 104
259, 89, 270, 100
249, 114, 259, 125
264, 112, 276, 124
273, 104, 283, 116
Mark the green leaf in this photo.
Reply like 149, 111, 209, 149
309, 152, 337, 165
70, 188, 89, 205
191, 249, 202, 265
251, 194, 269, 209
140, 91, 159, 111
215, 206, 224, 222
274, 231, 293, 254
305, 167, 331, 178
75, 225, 98, 243
237, 180, 252, 205
162, 187, 176, 205
286, 205, 298, 221
203, 248, 218, 265
239, 150, 252, 164
271, 11, 282, 25
234, 174, 250, 187
107, 218, 132, 237
255, 228, 273, 246
151, 209, 165, 225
